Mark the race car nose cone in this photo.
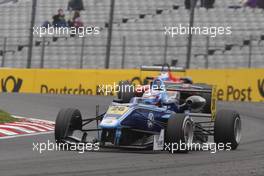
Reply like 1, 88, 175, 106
100, 117, 119, 128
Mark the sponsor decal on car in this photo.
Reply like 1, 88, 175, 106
107, 106, 129, 115
147, 112, 154, 128
153, 129, 164, 151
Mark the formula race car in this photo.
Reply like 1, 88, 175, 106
117, 64, 192, 100
55, 78, 242, 153
118, 64, 212, 113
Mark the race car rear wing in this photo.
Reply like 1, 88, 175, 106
141, 65, 186, 81
166, 88, 212, 93
140, 65, 185, 72
165, 83, 212, 93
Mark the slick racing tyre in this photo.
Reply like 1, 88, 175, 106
55, 108, 82, 143
166, 114, 194, 153
214, 109, 242, 150
117, 80, 135, 103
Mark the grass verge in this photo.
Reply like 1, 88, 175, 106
0, 110, 18, 123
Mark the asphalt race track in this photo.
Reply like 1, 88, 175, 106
0, 93, 263, 176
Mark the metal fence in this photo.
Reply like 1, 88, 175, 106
1, 33, 263, 69
0, 0, 264, 69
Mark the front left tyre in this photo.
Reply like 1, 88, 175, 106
166, 114, 194, 153
55, 108, 82, 143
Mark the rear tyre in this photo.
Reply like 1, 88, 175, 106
214, 109, 241, 150
117, 80, 135, 103
55, 108, 82, 143
166, 114, 194, 153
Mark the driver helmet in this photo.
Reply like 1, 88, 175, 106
142, 90, 162, 105
159, 72, 170, 81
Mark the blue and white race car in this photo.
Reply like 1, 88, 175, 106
55, 79, 242, 152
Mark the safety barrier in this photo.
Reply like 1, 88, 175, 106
0, 68, 264, 102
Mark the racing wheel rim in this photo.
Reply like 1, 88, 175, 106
184, 120, 194, 145
234, 116, 242, 143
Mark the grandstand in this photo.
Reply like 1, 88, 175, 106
0, 0, 263, 69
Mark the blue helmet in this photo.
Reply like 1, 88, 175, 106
142, 91, 162, 105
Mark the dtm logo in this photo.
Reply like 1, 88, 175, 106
1, 76, 23, 93
257, 79, 264, 98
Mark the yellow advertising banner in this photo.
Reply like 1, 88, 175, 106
186, 69, 264, 102
0, 68, 264, 102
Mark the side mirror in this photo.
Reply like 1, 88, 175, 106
186, 96, 206, 112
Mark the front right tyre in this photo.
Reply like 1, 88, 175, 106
117, 80, 135, 103
214, 109, 242, 150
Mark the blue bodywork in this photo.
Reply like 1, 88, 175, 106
99, 102, 174, 145
99, 78, 186, 146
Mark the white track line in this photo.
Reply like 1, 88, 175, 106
0, 131, 54, 139
0, 125, 36, 133
0, 129, 18, 135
